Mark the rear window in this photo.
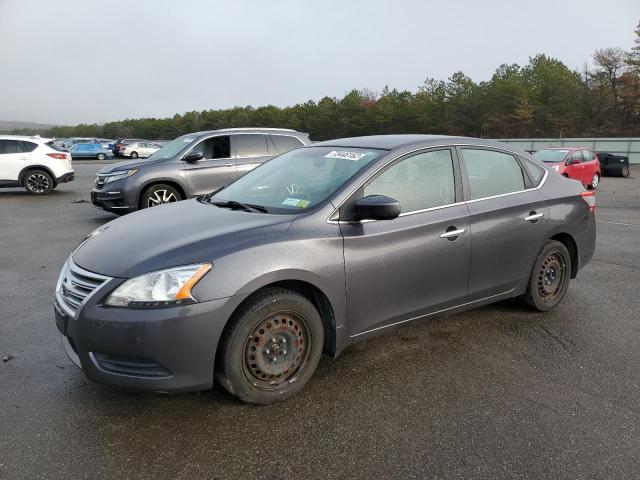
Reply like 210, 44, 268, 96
271, 135, 304, 154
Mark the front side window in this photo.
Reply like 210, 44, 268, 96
570, 150, 582, 163
191, 136, 231, 160
235, 134, 269, 157
461, 149, 525, 200
210, 147, 381, 213
363, 149, 455, 213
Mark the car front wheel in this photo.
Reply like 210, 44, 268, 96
216, 288, 324, 404
140, 183, 182, 208
523, 240, 572, 311
23, 169, 54, 195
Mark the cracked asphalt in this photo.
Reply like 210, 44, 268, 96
1, 163, 639, 479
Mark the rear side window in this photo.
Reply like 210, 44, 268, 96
582, 150, 594, 162
364, 149, 455, 213
0, 140, 23, 154
271, 135, 304, 154
19, 141, 38, 152
461, 149, 525, 200
235, 134, 269, 157
522, 158, 545, 187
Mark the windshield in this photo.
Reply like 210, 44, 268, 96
148, 135, 195, 160
533, 149, 569, 163
209, 146, 382, 214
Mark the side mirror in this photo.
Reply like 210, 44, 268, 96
183, 152, 204, 162
355, 195, 401, 221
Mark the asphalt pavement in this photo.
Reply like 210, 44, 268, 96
1, 162, 639, 479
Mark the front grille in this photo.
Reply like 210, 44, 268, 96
55, 258, 111, 318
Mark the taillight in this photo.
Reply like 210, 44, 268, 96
580, 191, 596, 213
47, 153, 67, 160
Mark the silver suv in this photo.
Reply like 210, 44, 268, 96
91, 128, 310, 214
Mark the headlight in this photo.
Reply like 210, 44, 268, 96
552, 165, 560, 172
105, 263, 212, 308
102, 168, 138, 184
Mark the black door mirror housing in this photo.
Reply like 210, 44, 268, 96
355, 195, 401, 221
183, 152, 204, 162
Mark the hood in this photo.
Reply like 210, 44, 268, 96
98, 158, 162, 174
73, 199, 293, 278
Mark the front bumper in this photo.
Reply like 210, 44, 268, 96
91, 187, 136, 213
54, 283, 238, 393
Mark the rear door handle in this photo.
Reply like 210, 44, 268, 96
524, 212, 544, 222
439, 227, 466, 239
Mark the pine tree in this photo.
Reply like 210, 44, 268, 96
627, 20, 640, 73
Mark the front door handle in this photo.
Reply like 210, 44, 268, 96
439, 227, 466, 240
524, 212, 544, 222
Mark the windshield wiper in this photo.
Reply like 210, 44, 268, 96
210, 200, 268, 213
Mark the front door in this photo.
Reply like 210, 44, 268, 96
341, 148, 471, 338
458, 147, 549, 301
184, 135, 237, 196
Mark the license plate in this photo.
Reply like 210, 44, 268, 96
54, 304, 69, 335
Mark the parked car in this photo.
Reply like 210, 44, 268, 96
91, 128, 310, 214
56, 135, 596, 404
0, 135, 74, 194
60, 138, 97, 150
596, 152, 630, 178
120, 141, 162, 159
112, 138, 145, 157
533, 147, 601, 189
68, 143, 114, 160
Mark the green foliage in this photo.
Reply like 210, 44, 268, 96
11, 22, 640, 140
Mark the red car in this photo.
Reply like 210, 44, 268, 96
533, 147, 601, 189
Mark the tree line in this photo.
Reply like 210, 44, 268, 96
14, 21, 640, 141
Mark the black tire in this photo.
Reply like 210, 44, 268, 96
523, 240, 572, 312
23, 169, 54, 195
216, 288, 324, 404
588, 173, 600, 190
130, 151, 139, 159
140, 183, 182, 209
97, 153, 106, 160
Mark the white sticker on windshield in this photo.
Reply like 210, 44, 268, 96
325, 150, 367, 161
183, 138, 195, 143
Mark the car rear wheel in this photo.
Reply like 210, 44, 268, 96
216, 288, 324, 404
523, 240, 571, 312
589, 173, 600, 189
140, 183, 182, 208
97, 153, 106, 160
130, 151, 139, 159
23, 169, 54, 195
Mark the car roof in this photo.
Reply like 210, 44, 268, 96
309, 134, 517, 152
189, 128, 308, 137
0, 134, 45, 143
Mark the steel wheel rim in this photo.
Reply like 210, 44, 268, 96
537, 253, 566, 303
147, 189, 177, 207
242, 311, 310, 391
592, 174, 599, 187
27, 174, 49, 193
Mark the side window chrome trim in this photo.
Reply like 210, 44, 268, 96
326, 143, 549, 224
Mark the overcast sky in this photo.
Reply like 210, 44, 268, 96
1, 0, 638, 125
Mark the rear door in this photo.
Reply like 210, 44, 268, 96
341, 148, 471, 337
0, 140, 30, 181
183, 135, 237, 196
458, 147, 549, 301
234, 134, 273, 178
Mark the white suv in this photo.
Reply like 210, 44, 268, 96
0, 135, 75, 194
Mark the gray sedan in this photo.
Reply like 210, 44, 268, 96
55, 135, 596, 404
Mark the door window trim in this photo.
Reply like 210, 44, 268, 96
327, 143, 549, 224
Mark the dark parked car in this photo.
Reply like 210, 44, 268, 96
56, 135, 596, 404
91, 128, 311, 214
596, 152, 630, 177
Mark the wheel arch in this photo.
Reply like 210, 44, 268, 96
19, 165, 57, 187
221, 279, 338, 357
137, 178, 188, 208
548, 232, 579, 278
